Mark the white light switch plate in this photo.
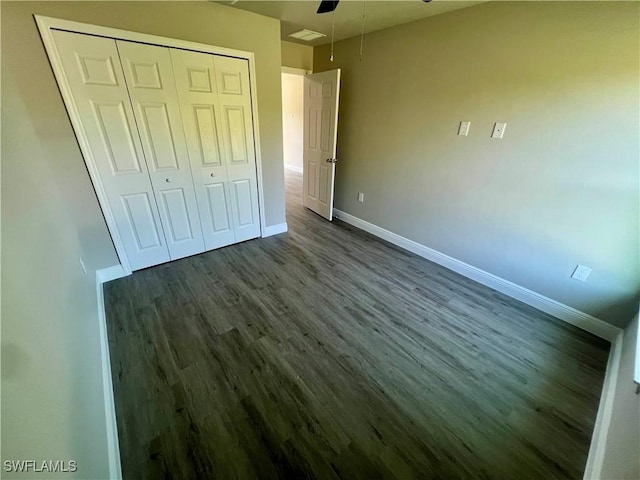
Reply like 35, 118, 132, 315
492, 122, 507, 139
458, 121, 470, 136
571, 264, 592, 282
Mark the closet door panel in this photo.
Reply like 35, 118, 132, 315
231, 179, 257, 228
214, 56, 261, 242
170, 49, 235, 250
52, 30, 170, 271
205, 182, 233, 234
117, 40, 205, 261
122, 192, 165, 250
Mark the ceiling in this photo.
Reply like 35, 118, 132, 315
217, 1, 486, 46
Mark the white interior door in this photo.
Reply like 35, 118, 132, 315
169, 49, 236, 251
214, 56, 261, 242
117, 40, 205, 261
303, 69, 341, 221
52, 30, 171, 270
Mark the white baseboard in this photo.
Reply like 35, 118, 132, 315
332, 209, 621, 342
96, 267, 124, 480
583, 331, 624, 479
284, 164, 303, 174
96, 264, 127, 284
262, 222, 288, 237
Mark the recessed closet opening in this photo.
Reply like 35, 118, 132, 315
38, 17, 267, 274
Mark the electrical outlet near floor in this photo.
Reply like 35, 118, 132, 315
357, 192, 365, 203
571, 264, 592, 282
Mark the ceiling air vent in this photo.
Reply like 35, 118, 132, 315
288, 29, 327, 42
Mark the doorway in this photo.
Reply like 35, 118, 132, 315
281, 68, 306, 209
281, 67, 341, 220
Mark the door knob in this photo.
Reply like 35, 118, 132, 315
165, 178, 171, 183
210, 172, 215, 177
326, 158, 338, 164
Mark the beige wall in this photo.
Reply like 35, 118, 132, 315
1, 1, 284, 477
599, 314, 640, 479
2, 67, 111, 478
314, 1, 640, 327
281, 40, 313, 71
282, 73, 304, 171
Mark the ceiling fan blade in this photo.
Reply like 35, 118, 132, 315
317, 0, 339, 14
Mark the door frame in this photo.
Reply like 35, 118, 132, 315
281, 66, 311, 76
36, 15, 268, 275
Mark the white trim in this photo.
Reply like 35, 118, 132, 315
284, 164, 303, 174
246, 53, 268, 237
35, 15, 268, 269
96, 265, 128, 284
583, 332, 624, 479
36, 15, 256, 59
282, 66, 311, 76
635, 311, 640, 385
96, 269, 123, 480
333, 209, 622, 342
262, 222, 288, 237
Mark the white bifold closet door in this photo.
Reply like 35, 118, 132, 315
52, 30, 171, 270
51, 30, 262, 271
170, 50, 261, 247
116, 40, 205, 260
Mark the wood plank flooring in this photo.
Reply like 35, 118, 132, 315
105, 170, 609, 479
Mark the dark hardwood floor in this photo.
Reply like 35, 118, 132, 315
105, 170, 609, 479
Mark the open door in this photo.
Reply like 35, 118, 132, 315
303, 69, 341, 220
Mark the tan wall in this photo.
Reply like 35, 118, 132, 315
314, 1, 640, 327
1, 1, 284, 477
281, 40, 313, 71
282, 73, 304, 171
599, 313, 639, 479
2, 67, 111, 478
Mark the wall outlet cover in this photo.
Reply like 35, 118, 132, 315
458, 121, 470, 136
571, 264, 592, 282
492, 122, 507, 139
